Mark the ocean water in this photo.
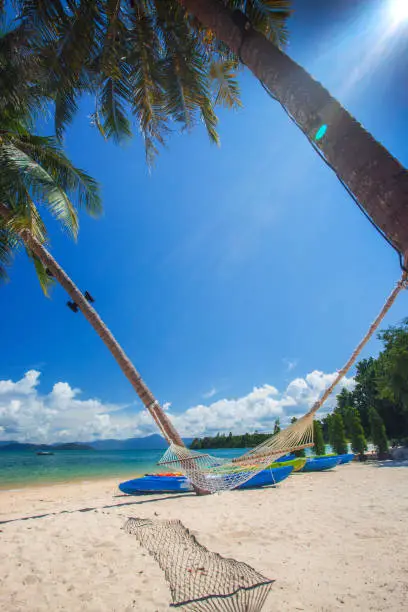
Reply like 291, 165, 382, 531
0, 448, 245, 490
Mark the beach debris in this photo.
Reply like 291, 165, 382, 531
125, 517, 273, 610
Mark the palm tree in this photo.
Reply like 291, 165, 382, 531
178, 0, 408, 260
9, 0, 408, 259
0, 31, 184, 448
6, 1, 244, 163
0, 132, 184, 447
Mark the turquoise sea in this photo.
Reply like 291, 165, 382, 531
0, 448, 245, 490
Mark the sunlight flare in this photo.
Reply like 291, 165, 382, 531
389, 0, 408, 23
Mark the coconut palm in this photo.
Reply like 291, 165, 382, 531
0, 30, 184, 448
179, 0, 408, 259
6, 0, 246, 163
8, 0, 408, 259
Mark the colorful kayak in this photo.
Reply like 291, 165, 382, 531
275, 453, 296, 463
337, 453, 355, 464
119, 465, 293, 495
271, 457, 306, 472
237, 465, 293, 489
315, 453, 355, 465
301, 456, 340, 472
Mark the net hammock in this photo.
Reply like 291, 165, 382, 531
125, 517, 274, 611
157, 272, 408, 494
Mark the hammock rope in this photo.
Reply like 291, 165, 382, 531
159, 270, 408, 494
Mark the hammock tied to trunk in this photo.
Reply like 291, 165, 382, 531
158, 271, 408, 494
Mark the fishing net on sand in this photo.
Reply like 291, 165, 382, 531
125, 517, 273, 611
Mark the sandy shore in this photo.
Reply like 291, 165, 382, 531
1, 463, 407, 611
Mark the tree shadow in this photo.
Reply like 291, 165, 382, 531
0, 493, 194, 526
376, 460, 408, 468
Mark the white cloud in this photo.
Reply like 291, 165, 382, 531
203, 387, 218, 399
0, 371, 155, 444
0, 369, 355, 444
283, 358, 298, 373
0, 370, 40, 395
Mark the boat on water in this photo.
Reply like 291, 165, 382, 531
119, 465, 293, 495
36, 451, 54, 456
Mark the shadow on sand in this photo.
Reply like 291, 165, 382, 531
0, 492, 194, 526
376, 460, 408, 468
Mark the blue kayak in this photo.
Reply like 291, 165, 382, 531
301, 456, 340, 472
313, 453, 355, 465
237, 465, 293, 489
337, 453, 355, 464
119, 465, 293, 495
275, 453, 296, 463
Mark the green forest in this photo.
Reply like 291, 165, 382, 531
191, 319, 408, 457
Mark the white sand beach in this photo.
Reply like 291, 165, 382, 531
1, 463, 407, 611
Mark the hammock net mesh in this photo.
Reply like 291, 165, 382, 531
159, 411, 314, 494
125, 517, 273, 611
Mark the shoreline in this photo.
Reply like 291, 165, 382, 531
0, 468, 147, 492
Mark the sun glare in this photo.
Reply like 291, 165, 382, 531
389, 0, 408, 23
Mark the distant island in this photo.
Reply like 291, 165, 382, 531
0, 434, 194, 452
190, 432, 271, 450
0, 442, 93, 451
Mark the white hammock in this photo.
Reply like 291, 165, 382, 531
159, 411, 314, 493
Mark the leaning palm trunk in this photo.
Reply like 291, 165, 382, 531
180, 0, 408, 257
17, 227, 185, 449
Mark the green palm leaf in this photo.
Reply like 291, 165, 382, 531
6, 0, 291, 153
2, 140, 80, 237
29, 249, 55, 295
210, 60, 242, 109
98, 74, 133, 143
0, 226, 14, 282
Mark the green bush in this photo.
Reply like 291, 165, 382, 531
329, 413, 348, 455
313, 420, 325, 456
369, 407, 389, 457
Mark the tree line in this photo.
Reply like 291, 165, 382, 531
191, 319, 408, 458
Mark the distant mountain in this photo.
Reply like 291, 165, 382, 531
53, 443, 94, 451
0, 435, 193, 452
89, 434, 194, 451
0, 442, 92, 451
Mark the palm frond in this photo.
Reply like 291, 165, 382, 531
1, 140, 80, 238
200, 101, 219, 145
28, 248, 55, 295
210, 60, 242, 109
4, 131, 102, 217
33, 0, 104, 138
98, 74, 133, 143
225, 0, 292, 48
160, 15, 218, 144
11, 0, 292, 155
126, 5, 169, 163
5, 192, 48, 244
0, 226, 14, 282
0, 28, 48, 124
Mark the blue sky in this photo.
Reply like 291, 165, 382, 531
1, 0, 408, 442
